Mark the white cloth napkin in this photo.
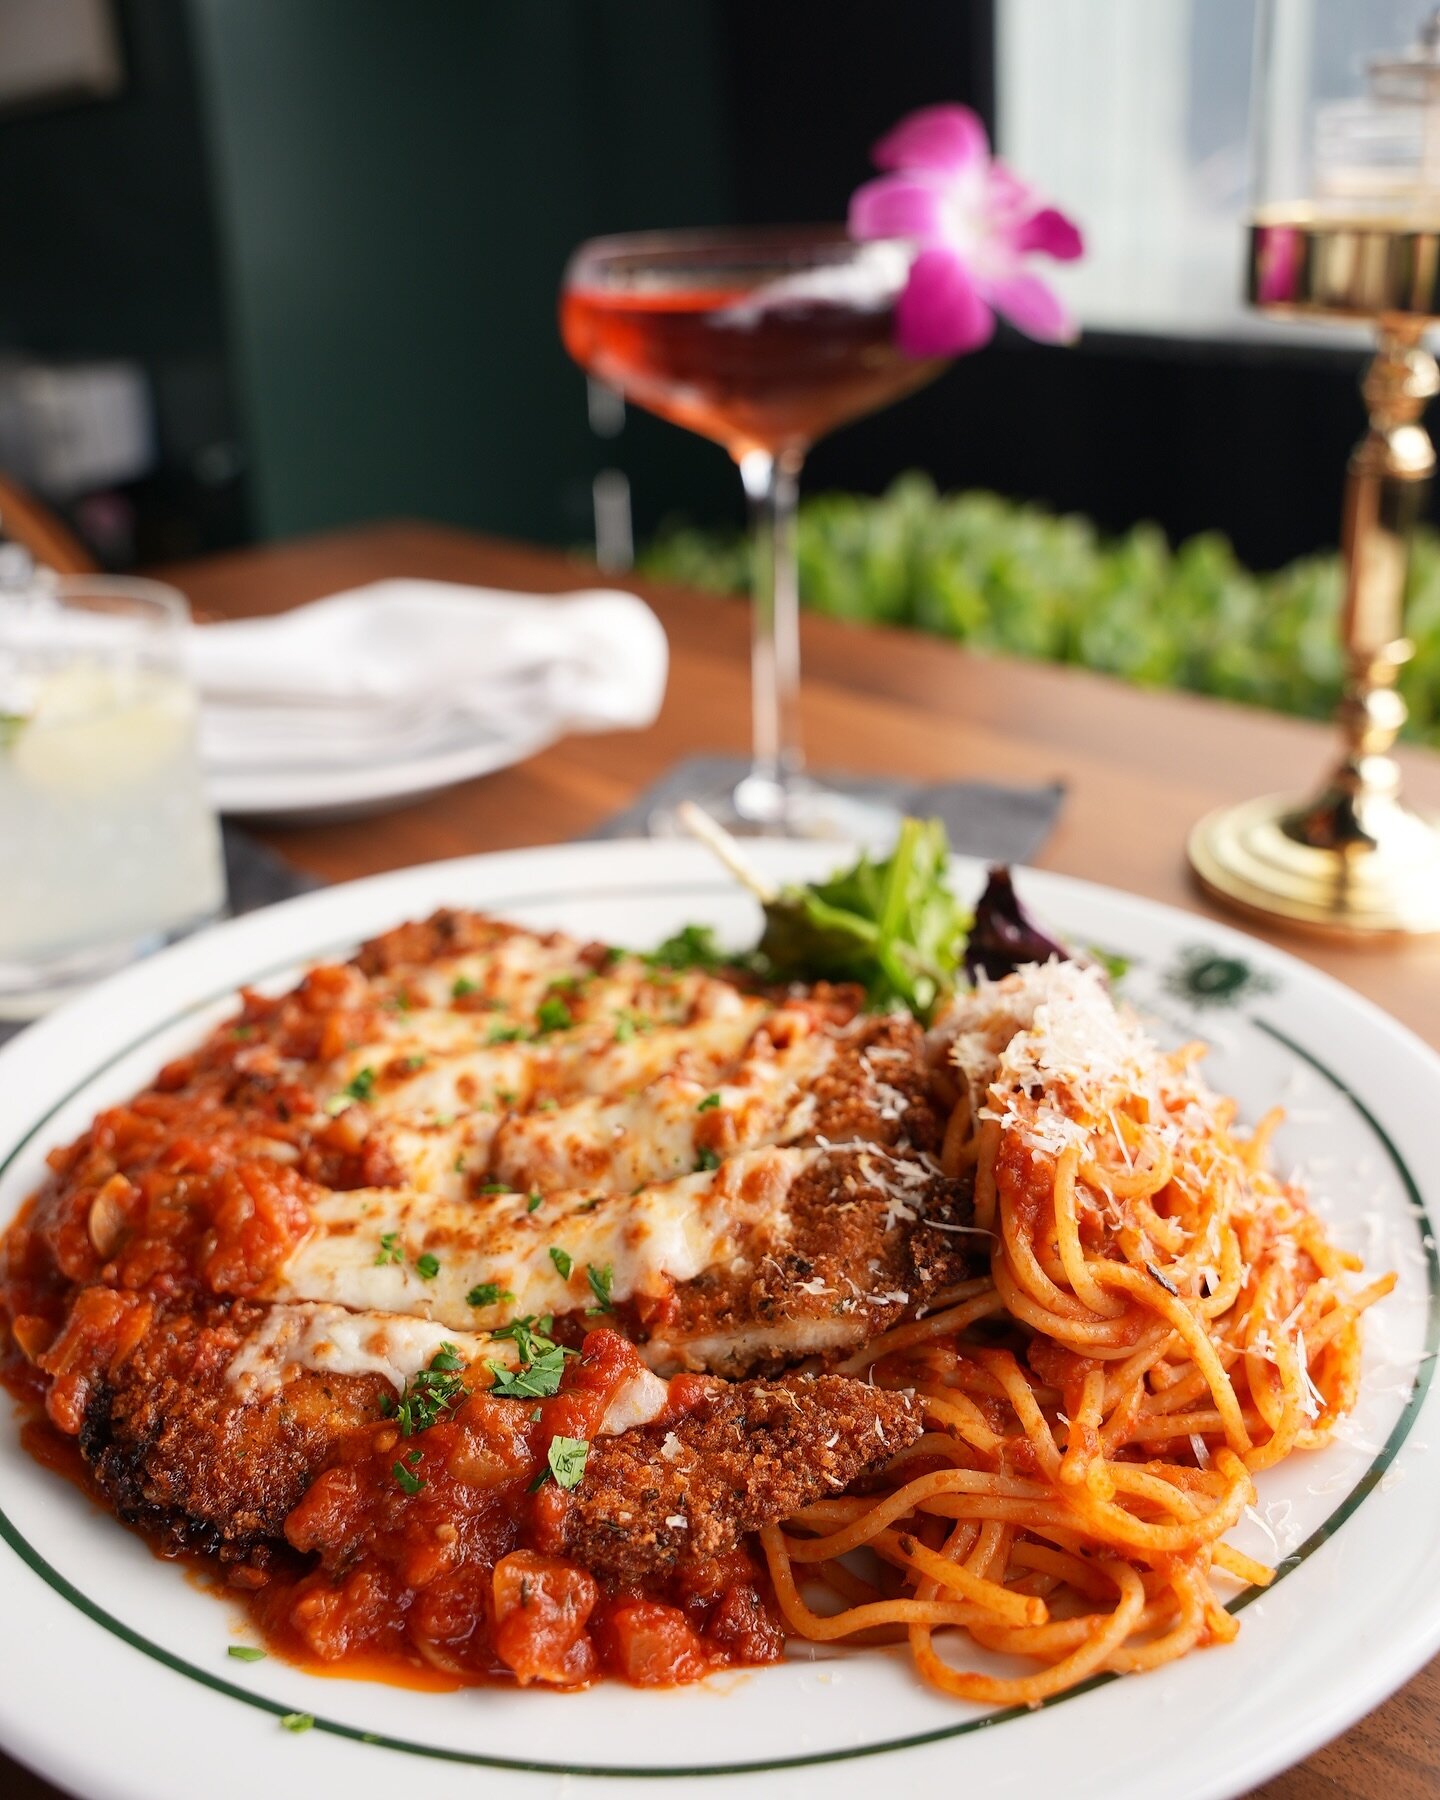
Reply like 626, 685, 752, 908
188, 579, 668, 772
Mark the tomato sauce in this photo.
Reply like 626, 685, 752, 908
243, 1329, 781, 1688
0, 945, 788, 1693
1, 1314, 784, 1692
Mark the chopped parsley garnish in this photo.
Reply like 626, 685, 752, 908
280, 1713, 315, 1733
393, 1457, 426, 1495
414, 1252, 441, 1280
451, 976, 478, 997
452, 1152, 467, 1174
488, 1315, 576, 1399
489, 1347, 569, 1399
400, 1053, 427, 1073
549, 1246, 573, 1279
375, 1231, 404, 1266
547, 1435, 590, 1489
390, 990, 413, 1012
586, 1262, 614, 1313
498, 1088, 517, 1106
227, 1645, 266, 1662
479, 1182, 509, 1194
695, 1146, 721, 1172
612, 1016, 635, 1044
345, 1066, 377, 1102
527, 1192, 543, 1213
490, 1313, 554, 1346
488, 1025, 527, 1044
466, 1281, 514, 1308
697, 1092, 721, 1112
536, 1096, 558, 1112
392, 1347, 466, 1435
232, 1024, 255, 1041
535, 996, 572, 1034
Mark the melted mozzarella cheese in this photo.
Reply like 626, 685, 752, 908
322, 1003, 771, 1133
369, 1115, 506, 1199
354, 1019, 832, 1205
226, 1301, 492, 1399
488, 1027, 835, 1194
224, 1301, 671, 1435
368, 929, 599, 1015
266, 1147, 817, 1332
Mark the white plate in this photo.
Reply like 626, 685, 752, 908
1, 840, 1437, 1800
206, 710, 557, 823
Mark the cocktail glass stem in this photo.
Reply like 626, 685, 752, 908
734, 446, 805, 828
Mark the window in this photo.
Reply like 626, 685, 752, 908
996, 0, 1387, 347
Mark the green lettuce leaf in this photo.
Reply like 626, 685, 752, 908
754, 818, 968, 1020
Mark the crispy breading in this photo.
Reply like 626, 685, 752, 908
565, 1375, 920, 1583
643, 1153, 973, 1376
79, 1301, 386, 1558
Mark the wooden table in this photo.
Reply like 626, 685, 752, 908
9, 520, 1440, 1799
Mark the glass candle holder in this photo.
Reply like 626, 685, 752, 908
1189, 0, 1440, 936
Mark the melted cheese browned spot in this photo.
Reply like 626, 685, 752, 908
264, 1148, 820, 1332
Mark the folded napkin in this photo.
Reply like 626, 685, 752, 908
189, 579, 668, 772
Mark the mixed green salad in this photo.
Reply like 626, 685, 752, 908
657, 816, 1072, 1024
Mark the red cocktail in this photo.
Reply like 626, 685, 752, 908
560, 228, 942, 836
561, 235, 940, 461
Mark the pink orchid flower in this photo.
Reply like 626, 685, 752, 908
849, 104, 1084, 358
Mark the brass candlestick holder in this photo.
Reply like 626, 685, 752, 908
1189, 315, 1440, 936
1189, 8, 1440, 938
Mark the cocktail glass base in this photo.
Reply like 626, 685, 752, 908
647, 766, 902, 848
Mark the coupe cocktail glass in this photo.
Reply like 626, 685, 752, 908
561, 226, 943, 837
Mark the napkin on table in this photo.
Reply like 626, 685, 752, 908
187, 578, 668, 772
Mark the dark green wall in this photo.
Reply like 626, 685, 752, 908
189, 0, 737, 545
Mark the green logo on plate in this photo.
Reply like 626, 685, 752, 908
1163, 946, 1278, 1011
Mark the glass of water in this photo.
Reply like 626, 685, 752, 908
0, 575, 226, 1019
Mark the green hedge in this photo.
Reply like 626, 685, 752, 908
639, 474, 1440, 748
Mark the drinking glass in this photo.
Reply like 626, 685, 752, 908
0, 575, 226, 1018
560, 226, 944, 837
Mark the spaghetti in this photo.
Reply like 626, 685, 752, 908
763, 960, 1395, 1705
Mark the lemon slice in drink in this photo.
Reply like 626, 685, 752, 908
11, 666, 195, 797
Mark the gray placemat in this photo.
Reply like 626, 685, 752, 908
220, 822, 324, 914
590, 755, 1064, 865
